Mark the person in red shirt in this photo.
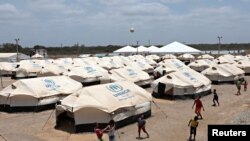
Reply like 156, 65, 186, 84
94, 123, 104, 141
192, 96, 205, 119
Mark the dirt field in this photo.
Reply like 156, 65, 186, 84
0, 76, 249, 141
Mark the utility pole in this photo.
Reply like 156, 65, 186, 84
148, 40, 151, 46
136, 41, 139, 54
217, 36, 222, 55
14, 38, 20, 62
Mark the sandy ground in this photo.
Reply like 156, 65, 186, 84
0, 76, 250, 141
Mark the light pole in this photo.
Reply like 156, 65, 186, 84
136, 41, 139, 54
14, 38, 20, 62
217, 36, 222, 55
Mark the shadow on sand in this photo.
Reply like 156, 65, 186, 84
136, 137, 149, 140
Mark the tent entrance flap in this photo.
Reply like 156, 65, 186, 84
158, 82, 166, 96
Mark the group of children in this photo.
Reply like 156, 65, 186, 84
94, 79, 248, 141
236, 79, 248, 95
94, 114, 149, 141
189, 79, 248, 141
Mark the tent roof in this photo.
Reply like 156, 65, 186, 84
114, 46, 136, 53
32, 53, 44, 58
136, 46, 149, 52
0, 76, 82, 98
0, 53, 17, 58
60, 81, 152, 113
152, 41, 201, 53
148, 46, 159, 52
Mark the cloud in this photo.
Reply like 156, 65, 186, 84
120, 2, 169, 16
160, 0, 186, 3
0, 3, 30, 23
99, 0, 138, 5
27, 0, 85, 18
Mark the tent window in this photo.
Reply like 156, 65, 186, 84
166, 75, 172, 79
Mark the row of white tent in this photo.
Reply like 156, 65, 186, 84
0, 53, 44, 63
1, 53, 249, 131
114, 41, 201, 54
0, 76, 152, 132
1, 54, 249, 86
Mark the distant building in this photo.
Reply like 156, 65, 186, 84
35, 48, 48, 58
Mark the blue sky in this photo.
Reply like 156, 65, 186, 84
0, 0, 250, 47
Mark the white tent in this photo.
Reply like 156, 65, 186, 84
109, 67, 151, 86
151, 41, 201, 54
152, 68, 211, 98
0, 53, 29, 62
146, 54, 160, 61
65, 65, 112, 85
0, 62, 19, 75
233, 60, 250, 74
55, 81, 152, 132
162, 54, 177, 60
32, 53, 44, 59
197, 54, 214, 60
97, 57, 124, 70
136, 46, 150, 53
126, 61, 154, 74
202, 64, 245, 83
178, 53, 195, 60
114, 46, 137, 53
39, 61, 67, 77
0, 76, 82, 112
148, 46, 159, 52
188, 59, 214, 72
13, 60, 43, 78
153, 64, 176, 79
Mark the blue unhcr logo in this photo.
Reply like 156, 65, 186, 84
43, 79, 60, 90
138, 62, 145, 68
127, 69, 137, 77
106, 84, 123, 93
85, 66, 96, 74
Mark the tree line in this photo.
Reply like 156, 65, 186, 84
0, 43, 250, 56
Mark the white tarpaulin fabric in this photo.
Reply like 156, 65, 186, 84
32, 53, 44, 58
233, 59, 250, 73
197, 54, 214, 59
56, 81, 152, 125
109, 67, 151, 86
65, 65, 112, 84
0, 62, 19, 75
151, 41, 201, 53
148, 46, 159, 52
136, 46, 149, 52
0, 76, 82, 107
188, 59, 214, 72
202, 64, 245, 82
114, 46, 137, 53
152, 68, 211, 95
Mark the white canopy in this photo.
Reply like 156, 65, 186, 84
136, 46, 150, 52
148, 46, 159, 52
152, 41, 201, 54
114, 46, 137, 53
